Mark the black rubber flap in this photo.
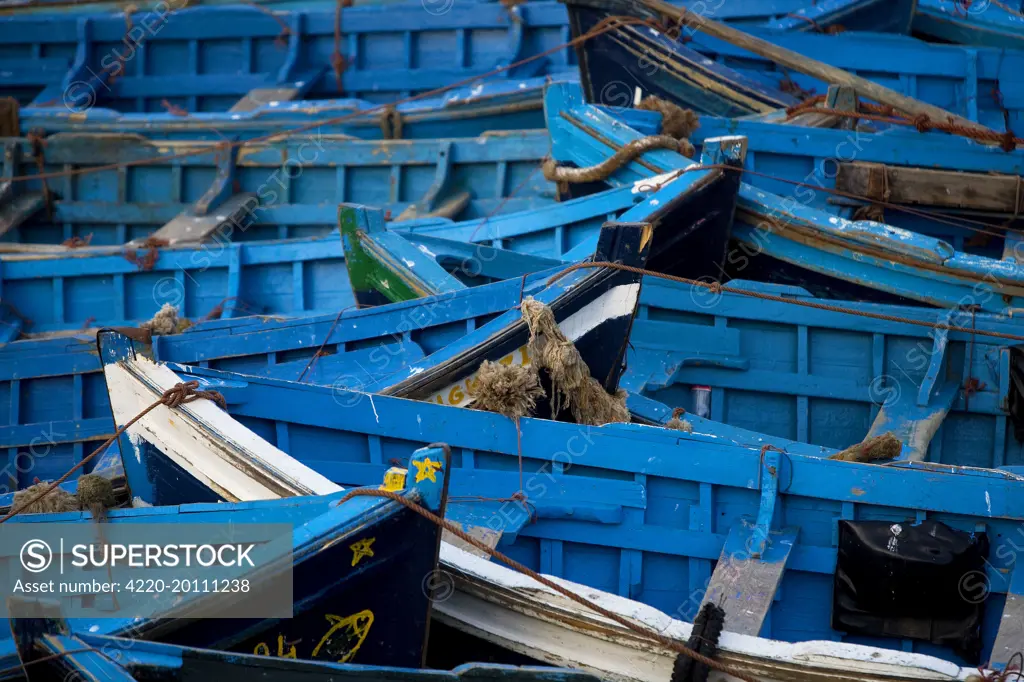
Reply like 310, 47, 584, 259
832, 519, 988, 663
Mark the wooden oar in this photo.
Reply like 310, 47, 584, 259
640, 0, 998, 138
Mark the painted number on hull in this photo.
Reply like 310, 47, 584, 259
429, 346, 531, 407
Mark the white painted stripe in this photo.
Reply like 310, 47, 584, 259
559, 283, 640, 342
105, 357, 341, 502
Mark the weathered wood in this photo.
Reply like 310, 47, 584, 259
229, 87, 303, 113
642, 0, 997, 138
146, 192, 258, 245
0, 193, 45, 238
788, 84, 859, 129
699, 521, 797, 636
991, 563, 1024, 668
837, 161, 1024, 211
0, 97, 18, 137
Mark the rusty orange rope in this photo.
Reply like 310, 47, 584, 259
338, 487, 762, 682
331, 0, 354, 91
785, 95, 1022, 151
0, 16, 651, 186
238, 0, 293, 47
0, 381, 225, 523
549, 262, 1024, 342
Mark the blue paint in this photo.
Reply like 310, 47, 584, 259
1, 2, 573, 111
17, 631, 604, 682
914, 0, 1024, 50
99, 336, 1024, 664
544, 81, 1024, 312
0, 130, 553, 246
0, 453, 448, 676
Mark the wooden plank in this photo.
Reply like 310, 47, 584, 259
146, 192, 258, 245
0, 193, 45, 238
867, 378, 958, 462
643, 0, 998, 138
228, 87, 303, 113
837, 161, 1024, 212
991, 561, 1024, 668
699, 521, 797, 636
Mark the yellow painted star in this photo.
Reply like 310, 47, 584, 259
412, 456, 442, 483
349, 537, 375, 567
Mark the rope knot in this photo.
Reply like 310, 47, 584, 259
1002, 129, 1018, 152
160, 381, 227, 410
123, 236, 169, 271
61, 234, 93, 248
911, 114, 932, 133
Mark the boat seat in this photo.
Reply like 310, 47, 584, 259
0, 142, 46, 239
699, 449, 797, 636
229, 87, 306, 113
867, 309, 960, 462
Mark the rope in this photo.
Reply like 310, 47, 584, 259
60, 233, 93, 248
0, 381, 225, 524
122, 237, 169, 271
542, 136, 685, 184
0, 16, 651, 186
784, 96, 1023, 150
238, 0, 293, 47
296, 304, 357, 382
331, 0, 355, 92
336, 487, 762, 682
160, 99, 190, 117
196, 296, 258, 323
548, 262, 1024, 342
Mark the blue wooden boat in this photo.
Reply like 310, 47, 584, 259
8, 121, 1024, 491
671, 0, 918, 33
687, 29, 1024, 133
22, 27, 1024, 142
564, 0, 1010, 138
0, 259, 617, 492
10, 622, 603, 682
0, 0, 433, 13
623, 276, 1024, 466
0, 215, 566, 337
341, 200, 1024, 471
0, 234, 349, 337
544, 81, 1024, 312
914, 0, 1024, 50
1, 2, 572, 112
97, 324, 1024, 671
338, 205, 1024, 469
20, 78, 555, 141
99, 222, 712, 504
0, 447, 450, 676
686, 117, 1024, 257
0, 130, 551, 246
